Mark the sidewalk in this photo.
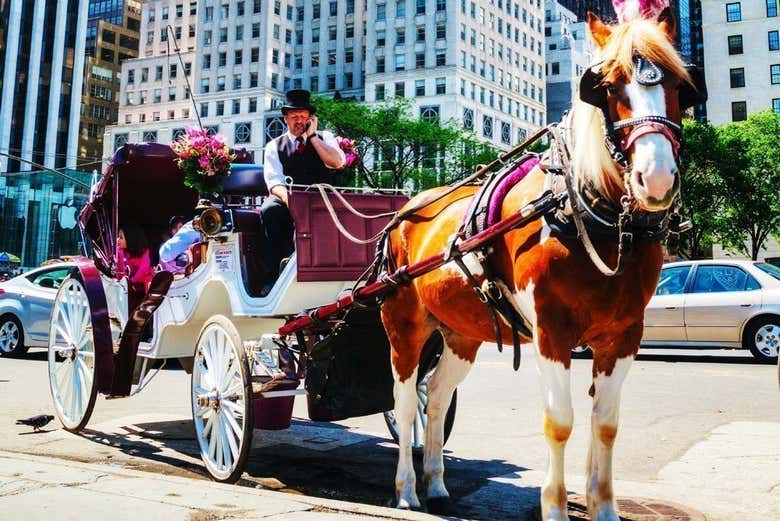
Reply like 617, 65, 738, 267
0, 451, 436, 521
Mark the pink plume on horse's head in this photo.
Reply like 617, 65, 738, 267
613, 0, 669, 22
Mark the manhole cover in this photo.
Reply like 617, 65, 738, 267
563, 495, 706, 521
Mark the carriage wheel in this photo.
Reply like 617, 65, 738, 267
383, 367, 458, 451
192, 315, 253, 483
48, 277, 97, 432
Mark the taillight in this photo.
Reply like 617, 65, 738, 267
0, 288, 5, 295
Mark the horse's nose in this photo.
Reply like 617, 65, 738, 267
631, 166, 677, 206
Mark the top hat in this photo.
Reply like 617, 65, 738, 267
281, 89, 316, 114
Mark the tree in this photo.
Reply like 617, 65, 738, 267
314, 96, 497, 190
677, 120, 727, 258
715, 111, 780, 260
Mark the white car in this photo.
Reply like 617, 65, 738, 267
573, 260, 780, 363
0, 263, 78, 357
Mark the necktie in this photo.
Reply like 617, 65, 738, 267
295, 136, 305, 154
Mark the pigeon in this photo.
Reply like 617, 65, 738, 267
16, 414, 55, 432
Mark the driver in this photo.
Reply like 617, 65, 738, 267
261, 89, 345, 280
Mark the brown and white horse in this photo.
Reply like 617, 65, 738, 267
380, 9, 693, 521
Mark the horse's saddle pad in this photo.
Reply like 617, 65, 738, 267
464, 154, 540, 238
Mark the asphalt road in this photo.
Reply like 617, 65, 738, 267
2, 345, 779, 520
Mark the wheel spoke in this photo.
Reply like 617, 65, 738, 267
208, 415, 218, 460
223, 405, 244, 441
220, 415, 232, 470
202, 412, 215, 437
194, 359, 213, 388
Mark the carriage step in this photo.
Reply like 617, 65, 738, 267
251, 378, 302, 399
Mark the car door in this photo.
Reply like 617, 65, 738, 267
684, 264, 763, 343
22, 267, 74, 342
643, 265, 691, 342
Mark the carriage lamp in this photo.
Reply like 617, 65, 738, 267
193, 207, 234, 236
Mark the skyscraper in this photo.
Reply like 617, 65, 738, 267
0, 0, 89, 172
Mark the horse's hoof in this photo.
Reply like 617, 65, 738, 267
426, 496, 455, 515
392, 497, 422, 510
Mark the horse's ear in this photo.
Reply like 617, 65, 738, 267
657, 6, 677, 41
587, 11, 611, 48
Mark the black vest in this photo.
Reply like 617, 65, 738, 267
277, 133, 331, 185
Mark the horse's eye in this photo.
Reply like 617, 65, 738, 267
606, 85, 618, 95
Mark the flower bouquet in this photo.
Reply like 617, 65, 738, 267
336, 136, 361, 169
170, 127, 236, 195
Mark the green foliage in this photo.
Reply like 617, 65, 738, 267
713, 111, 780, 259
313, 95, 498, 190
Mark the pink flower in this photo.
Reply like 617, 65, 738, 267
612, 0, 669, 22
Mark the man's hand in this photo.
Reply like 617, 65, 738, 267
304, 116, 319, 138
270, 184, 289, 205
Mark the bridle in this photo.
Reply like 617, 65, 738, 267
548, 53, 708, 276
579, 54, 707, 170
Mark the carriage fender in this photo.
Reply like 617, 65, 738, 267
72, 258, 114, 395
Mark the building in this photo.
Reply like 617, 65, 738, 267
0, 0, 89, 172
557, 0, 615, 21
105, 0, 547, 164
79, 0, 143, 166
544, 0, 592, 123
701, 0, 780, 125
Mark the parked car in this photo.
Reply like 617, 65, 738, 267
573, 260, 780, 363
0, 263, 78, 357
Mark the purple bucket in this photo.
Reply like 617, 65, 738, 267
253, 381, 299, 430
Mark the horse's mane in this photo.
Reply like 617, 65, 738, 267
571, 18, 691, 195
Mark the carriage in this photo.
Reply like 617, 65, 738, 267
47, 142, 457, 483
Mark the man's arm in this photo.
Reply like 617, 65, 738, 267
305, 118, 345, 169
263, 139, 289, 204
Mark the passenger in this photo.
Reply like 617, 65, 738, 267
117, 223, 155, 296
159, 220, 200, 275
262, 88, 345, 279
167, 215, 186, 240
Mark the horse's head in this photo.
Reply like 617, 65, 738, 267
577, 8, 706, 211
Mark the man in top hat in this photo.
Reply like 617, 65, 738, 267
260, 89, 345, 290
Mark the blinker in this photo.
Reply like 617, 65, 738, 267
633, 55, 664, 86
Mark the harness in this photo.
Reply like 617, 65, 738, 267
284, 53, 705, 369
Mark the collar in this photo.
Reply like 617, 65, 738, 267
285, 131, 306, 143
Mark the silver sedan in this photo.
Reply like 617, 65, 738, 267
0, 264, 78, 357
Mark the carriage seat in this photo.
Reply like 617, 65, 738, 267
222, 164, 268, 197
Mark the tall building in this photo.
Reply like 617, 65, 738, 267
105, 0, 547, 163
79, 0, 143, 165
0, 0, 89, 172
544, 0, 592, 123
701, 0, 780, 125
557, 0, 615, 21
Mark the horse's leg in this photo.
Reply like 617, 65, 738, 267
586, 343, 636, 521
382, 290, 436, 510
536, 349, 574, 521
423, 328, 477, 509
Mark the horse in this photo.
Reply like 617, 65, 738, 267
380, 8, 701, 521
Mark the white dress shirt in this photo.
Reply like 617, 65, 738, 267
263, 130, 345, 191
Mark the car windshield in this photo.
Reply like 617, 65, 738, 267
755, 262, 780, 282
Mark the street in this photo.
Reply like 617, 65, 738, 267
2, 345, 779, 520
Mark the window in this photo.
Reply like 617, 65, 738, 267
731, 101, 747, 121
773, 64, 780, 84
168, 86, 176, 101
220, 4, 228, 18
346, 24, 354, 38
375, 84, 385, 100
142, 130, 158, 143
377, 30, 385, 46
329, 26, 337, 41
726, 2, 741, 22
397, 0, 406, 17
162, 7, 169, 19
551, 62, 559, 75
236, 49, 243, 65
114, 133, 129, 150
415, 79, 425, 96
127, 69, 135, 83
435, 77, 445, 94
252, 23, 260, 38
217, 75, 226, 91
730, 67, 745, 87
774, 98, 780, 114
416, 52, 425, 68
233, 74, 242, 89
200, 103, 209, 118
176, 4, 183, 17
655, 266, 692, 295
250, 72, 258, 87
768, 0, 778, 17
329, 1, 337, 16
312, 27, 319, 43
416, 0, 425, 15
249, 98, 257, 112
205, 6, 213, 21
376, 56, 385, 72
274, 0, 281, 15
396, 28, 405, 45
345, 49, 353, 63
141, 67, 148, 82
273, 24, 280, 39
395, 81, 405, 97
203, 30, 212, 45
346, 0, 354, 14
691, 266, 758, 293
251, 48, 259, 62
728, 34, 743, 54
218, 52, 227, 66
417, 25, 425, 42
463, 108, 473, 129
313, 2, 320, 18
420, 106, 440, 124
236, 25, 243, 40
770, 31, 780, 51
327, 74, 336, 89
377, 4, 385, 20
200, 78, 210, 93
436, 22, 445, 39
395, 53, 405, 71
219, 27, 228, 43
436, 50, 446, 66
482, 115, 493, 137
436, 0, 446, 11
501, 122, 511, 144
234, 120, 251, 143
216, 101, 225, 116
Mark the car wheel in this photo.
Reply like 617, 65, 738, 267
0, 314, 27, 357
743, 316, 780, 364
571, 344, 592, 359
